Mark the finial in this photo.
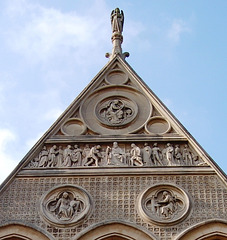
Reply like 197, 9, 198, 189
105, 8, 129, 60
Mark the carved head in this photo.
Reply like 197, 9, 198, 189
115, 8, 120, 13
62, 192, 69, 198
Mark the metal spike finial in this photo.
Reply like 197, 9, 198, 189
105, 8, 129, 60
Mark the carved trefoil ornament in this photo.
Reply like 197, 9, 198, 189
40, 185, 92, 227
138, 184, 190, 225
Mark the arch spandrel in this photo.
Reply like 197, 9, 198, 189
75, 222, 157, 240
175, 220, 227, 240
0, 224, 53, 240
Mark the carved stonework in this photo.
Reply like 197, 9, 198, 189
138, 184, 190, 225
40, 185, 92, 227
25, 142, 206, 169
97, 99, 135, 126
80, 85, 152, 135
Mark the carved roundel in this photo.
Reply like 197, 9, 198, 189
145, 116, 171, 134
80, 85, 152, 135
138, 184, 190, 225
61, 118, 86, 136
105, 69, 128, 85
95, 96, 138, 127
40, 185, 92, 227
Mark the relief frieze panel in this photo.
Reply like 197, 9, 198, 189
25, 142, 206, 169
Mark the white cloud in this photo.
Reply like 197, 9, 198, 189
0, 128, 17, 184
4, 0, 109, 64
167, 19, 191, 43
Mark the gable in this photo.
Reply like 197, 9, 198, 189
0, 55, 226, 193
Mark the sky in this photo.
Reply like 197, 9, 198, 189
0, 0, 226, 184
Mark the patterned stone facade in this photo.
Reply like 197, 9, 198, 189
1, 173, 226, 240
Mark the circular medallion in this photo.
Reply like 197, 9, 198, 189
40, 185, 92, 227
138, 184, 190, 225
145, 117, 171, 134
80, 86, 152, 135
105, 69, 128, 85
61, 118, 86, 136
95, 97, 138, 127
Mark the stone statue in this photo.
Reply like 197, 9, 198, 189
151, 143, 163, 166
63, 145, 73, 167
38, 146, 49, 167
143, 143, 152, 166
165, 143, 174, 166
57, 146, 64, 167
106, 142, 125, 166
130, 143, 143, 166
111, 8, 124, 34
71, 144, 82, 166
82, 144, 90, 166
183, 144, 193, 165
174, 145, 182, 165
83, 145, 102, 167
48, 145, 58, 167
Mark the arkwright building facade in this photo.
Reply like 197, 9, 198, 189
0, 8, 227, 240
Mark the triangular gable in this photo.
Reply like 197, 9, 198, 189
1, 54, 226, 194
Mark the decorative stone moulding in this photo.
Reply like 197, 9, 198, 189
80, 85, 152, 135
105, 69, 128, 85
61, 118, 86, 136
138, 184, 190, 225
145, 116, 171, 134
40, 185, 92, 227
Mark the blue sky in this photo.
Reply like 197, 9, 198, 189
0, 0, 226, 184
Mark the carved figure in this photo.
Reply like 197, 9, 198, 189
130, 143, 143, 166
49, 192, 83, 220
183, 144, 193, 165
71, 145, 82, 166
156, 191, 175, 218
63, 145, 73, 167
165, 143, 174, 166
106, 100, 124, 124
38, 146, 49, 167
100, 99, 133, 125
111, 8, 124, 34
82, 144, 90, 165
106, 142, 125, 166
48, 145, 58, 167
143, 143, 152, 166
174, 145, 182, 165
57, 146, 64, 167
84, 145, 102, 167
151, 143, 163, 166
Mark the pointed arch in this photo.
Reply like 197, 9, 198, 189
175, 219, 227, 240
0, 223, 53, 240
75, 221, 157, 240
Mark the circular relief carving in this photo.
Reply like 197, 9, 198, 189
105, 69, 128, 85
80, 86, 152, 135
145, 116, 171, 134
138, 184, 190, 225
41, 185, 92, 227
95, 97, 138, 127
61, 118, 86, 136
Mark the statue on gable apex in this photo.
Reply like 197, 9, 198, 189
111, 8, 124, 34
